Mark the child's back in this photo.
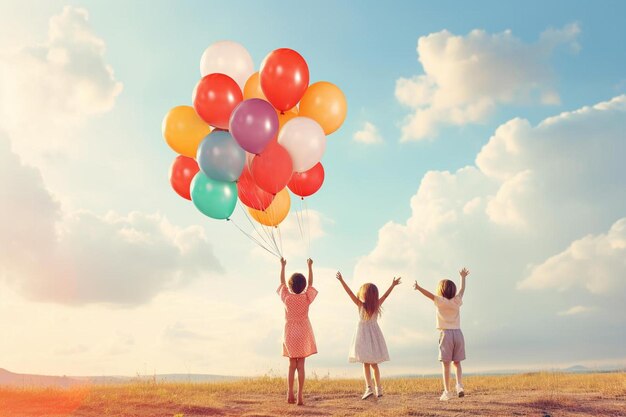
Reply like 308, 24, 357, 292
433, 293, 462, 329
278, 284, 318, 358
278, 258, 317, 406
414, 268, 470, 401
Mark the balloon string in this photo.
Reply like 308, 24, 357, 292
257, 212, 279, 256
263, 224, 279, 255
231, 183, 279, 256
237, 184, 280, 256
295, 200, 304, 242
264, 195, 282, 257
298, 197, 307, 255
277, 225, 283, 257
228, 218, 280, 258
268, 221, 281, 257
304, 198, 311, 257
257, 212, 278, 256
237, 201, 274, 251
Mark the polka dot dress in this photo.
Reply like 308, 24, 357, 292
277, 283, 318, 358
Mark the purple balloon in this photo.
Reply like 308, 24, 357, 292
229, 98, 279, 154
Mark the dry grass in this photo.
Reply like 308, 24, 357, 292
0, 372, 624, 417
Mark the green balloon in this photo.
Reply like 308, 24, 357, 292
190, 172, 237, 220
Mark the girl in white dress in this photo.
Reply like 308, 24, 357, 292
336, 272, 402, 399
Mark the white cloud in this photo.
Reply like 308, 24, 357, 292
353, 95, 626, 365
0, 6, 122, 160
0, 132, 221, 305
163, 322, 212, 342
558, 305, 595, 316
395, 24, 580, 141
0, 7, 216, 306
541, 90, 561, 105
354, 122, 383, 144
520, 218, 626, 296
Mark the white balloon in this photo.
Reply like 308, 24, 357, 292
278, 117, 326, 172
200, 41, 254, 90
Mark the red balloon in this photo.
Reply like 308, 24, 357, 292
260, 48, 309, 112
288, 162, 325, 197
251, 141, 293, 195
193, 73, 243, 129
169, 155, 199, 200
237, 165, 275, 210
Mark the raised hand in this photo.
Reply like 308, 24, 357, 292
307, 258, 314, 286
460, 268, 470, 278
380, 276, 402, 305
414, 279, 435, 300
336, 271, 359, 306
280, 258, 287, 285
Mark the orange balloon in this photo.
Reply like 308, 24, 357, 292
243, 72, 266, 100
248, 188, 291, 226
162, 106, 212, 158
299, 81, 347, 135
277, 107, 299, 131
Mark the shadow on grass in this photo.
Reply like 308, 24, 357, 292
524, 396, 620, 416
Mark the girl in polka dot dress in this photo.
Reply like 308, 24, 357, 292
277, 257, 317, 405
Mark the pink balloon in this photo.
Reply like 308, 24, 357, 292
229, 99, 278, 154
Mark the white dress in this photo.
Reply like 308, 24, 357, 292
348, 306, 390, 364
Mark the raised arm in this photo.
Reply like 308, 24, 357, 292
379, 277, 402, 306
280, 258, 287, 286
413, 280, 435, 301
336, 272, 361, 306
307, 258, 313, 287
457, 267, 469, 298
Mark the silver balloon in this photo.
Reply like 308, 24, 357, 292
196, 131, 246, 182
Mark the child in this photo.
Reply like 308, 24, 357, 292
414, 268, 470, 401
336, 271, 401, 399
278, 257, 317, 405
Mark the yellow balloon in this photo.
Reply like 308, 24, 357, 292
243, 72, 266, 100
248, 188, 291, 226
162, 106, 212, 158
299, 81, 347, 135
277, 107, 299, 131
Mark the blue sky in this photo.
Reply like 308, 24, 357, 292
0, 1, 625, 377
76, 0, 626, 258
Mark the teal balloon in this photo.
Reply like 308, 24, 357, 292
190, 172, 237, 220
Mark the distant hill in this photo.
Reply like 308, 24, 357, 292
0, 368, 240, 388
1, 364, 621, 388
564, 365, 590, 372
0, 368, 83, 387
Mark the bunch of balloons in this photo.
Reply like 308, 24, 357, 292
163, 41, 346, 251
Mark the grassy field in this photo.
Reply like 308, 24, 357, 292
0, 372, 625, 417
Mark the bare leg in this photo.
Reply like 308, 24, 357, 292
453, 361, 463, 387
296, 358, 306, 405
371, 363, 381, 393
441, 361, 451, 392
363, 363, 373, 389
287, 358, 297, 403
